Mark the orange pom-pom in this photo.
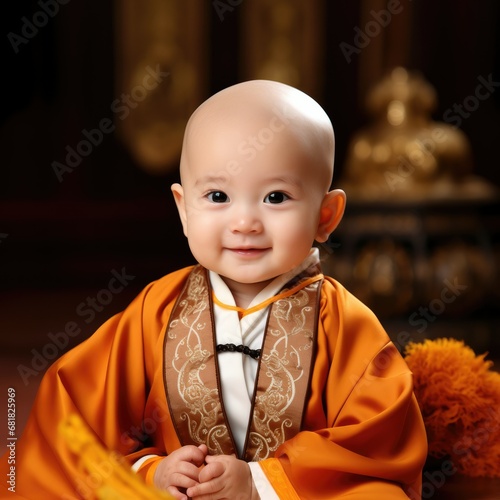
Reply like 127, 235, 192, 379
404, 338, 500, 478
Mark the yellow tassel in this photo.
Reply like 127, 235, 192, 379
59, 414, 174, 499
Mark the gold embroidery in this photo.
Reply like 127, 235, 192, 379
164, 267, 235, 456
164, 266, 321, 460
245, 281, 320, 461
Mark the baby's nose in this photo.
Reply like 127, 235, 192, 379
230, 205, 263, 233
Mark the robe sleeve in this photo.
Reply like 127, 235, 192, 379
0, 267, 193, 500
257, 277, 428, 500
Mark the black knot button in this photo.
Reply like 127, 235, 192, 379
216, 343, 261, 359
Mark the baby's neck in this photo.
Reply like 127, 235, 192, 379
221, 277, 274, 310
231, 291, 257, 310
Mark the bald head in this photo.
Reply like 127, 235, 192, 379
171, 80, 346, 278
180, 80, 335, 191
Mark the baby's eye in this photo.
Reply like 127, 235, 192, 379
207, 191, 229, 203
264, 192, 289, 204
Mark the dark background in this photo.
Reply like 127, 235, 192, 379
0, 4, 500, 490
0, 0, 499, 336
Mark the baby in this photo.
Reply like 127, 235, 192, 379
0, 80, 427, 500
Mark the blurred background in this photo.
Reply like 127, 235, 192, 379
0, 0, 499, 453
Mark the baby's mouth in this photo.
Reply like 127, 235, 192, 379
228, 247, 269, 256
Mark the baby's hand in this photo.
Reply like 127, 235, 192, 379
154, 444, 208, 500
186, 454, 259, 500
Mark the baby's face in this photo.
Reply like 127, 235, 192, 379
173, 111, 330, 290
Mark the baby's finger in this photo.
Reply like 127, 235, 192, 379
166, 471, 199, 490
198, 460, 225, 482
166, 485, 188, 500
175, 444, 208, 465
186, 476, 224, 499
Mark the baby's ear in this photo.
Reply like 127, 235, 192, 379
315, 189, 346, 243
171, 183, 188, 236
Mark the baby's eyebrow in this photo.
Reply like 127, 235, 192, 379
194, 174, 230, 188
265, 175, 302, 187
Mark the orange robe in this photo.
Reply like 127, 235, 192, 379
0, 266, 427, 499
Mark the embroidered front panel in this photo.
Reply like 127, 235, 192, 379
244, 279, 321, 461
163, 266, 236, 456
163, 265, 322, 461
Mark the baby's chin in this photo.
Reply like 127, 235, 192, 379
220, 264, 303, 287
219, 273, 278, 292
221, 273, 277, 286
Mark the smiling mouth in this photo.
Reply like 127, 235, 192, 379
228, 247, 269, 256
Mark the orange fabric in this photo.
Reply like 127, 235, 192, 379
259, 458, 301, 500
136, 456, 164, 485
270, 278, 427, 499
0, 267, 427, 499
